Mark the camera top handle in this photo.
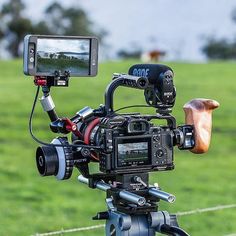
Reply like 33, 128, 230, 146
105, 64, 176, 115
104, 73, 149, 114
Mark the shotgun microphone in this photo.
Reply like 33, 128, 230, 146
128, 64, 173, 85
128, 64, 176, 110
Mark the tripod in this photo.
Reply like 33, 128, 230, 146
78, 173, 190, 236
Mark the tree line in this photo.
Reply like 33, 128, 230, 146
202, 8, 236, 60
0, 0, 106, 58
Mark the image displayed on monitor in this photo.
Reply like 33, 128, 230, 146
36, 38, 90, 75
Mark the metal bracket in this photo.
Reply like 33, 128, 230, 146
106, 197, 116, 211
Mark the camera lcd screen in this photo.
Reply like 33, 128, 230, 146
117, 138, 151, 167
36, 38, 90, 75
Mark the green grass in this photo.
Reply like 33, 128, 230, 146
0, 59, 236, 235
37, 57, 88, 74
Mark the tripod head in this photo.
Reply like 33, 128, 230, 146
79, 172, 190, 236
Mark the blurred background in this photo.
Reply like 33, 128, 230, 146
0, 0, 235, 235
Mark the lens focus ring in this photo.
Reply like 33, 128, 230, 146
53, 137, 73, 180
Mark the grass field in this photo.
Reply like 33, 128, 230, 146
37, 57, 88, 75
0, 59, 235, 235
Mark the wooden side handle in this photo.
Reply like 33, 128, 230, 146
183, 98, 219, 154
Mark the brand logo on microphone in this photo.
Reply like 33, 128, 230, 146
164, 92, 173, 96
132, 68, 150, 77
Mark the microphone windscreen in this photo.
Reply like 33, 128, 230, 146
128, 64, 173, 84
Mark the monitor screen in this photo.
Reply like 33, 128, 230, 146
36, 38, 90, 75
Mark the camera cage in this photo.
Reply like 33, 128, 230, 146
31, 65, 192, 184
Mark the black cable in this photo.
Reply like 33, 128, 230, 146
113, 104, 151, 113
29, 86, 101, 150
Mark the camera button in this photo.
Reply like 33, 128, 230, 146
156, 149, 164, 157
153, 135, 159, 142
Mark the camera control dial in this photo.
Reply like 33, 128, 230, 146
156, 149, 164, 158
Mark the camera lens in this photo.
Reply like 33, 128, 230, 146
36, 146, 59, 176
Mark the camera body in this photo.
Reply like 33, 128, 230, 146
75, 114, 175, 175
100, 125, 174, 174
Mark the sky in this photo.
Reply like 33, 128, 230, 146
80, 0, 236, 61
37, 38, 90, 54
1, 0, 236, 61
